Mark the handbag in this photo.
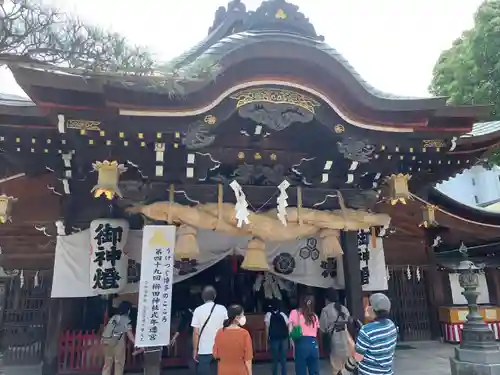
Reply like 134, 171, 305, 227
289, 310, 303, 341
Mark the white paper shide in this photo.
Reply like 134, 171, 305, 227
89, 219, 129, 295
136, 225, 176, 348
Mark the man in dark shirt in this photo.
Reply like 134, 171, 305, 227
171, 308, 195, 373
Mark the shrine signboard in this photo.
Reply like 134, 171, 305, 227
136, 225, 175, 348
89, 219, 129, 295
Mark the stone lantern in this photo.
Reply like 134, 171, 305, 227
450, 253, 500, 375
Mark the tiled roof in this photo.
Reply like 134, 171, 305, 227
462, 121, 500, 138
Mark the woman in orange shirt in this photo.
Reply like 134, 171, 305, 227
213, 304, 253, 375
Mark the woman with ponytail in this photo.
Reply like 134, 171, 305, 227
289, 295, 320, 375
213, 305, 253, 375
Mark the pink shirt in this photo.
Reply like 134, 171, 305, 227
289, 309, 319, 337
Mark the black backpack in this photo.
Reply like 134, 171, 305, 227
268, 311, 288, 340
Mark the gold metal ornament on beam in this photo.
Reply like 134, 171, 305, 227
387, 173, 410, 205
419, 204, 439, 228
175, 224, 200, 260
91, 161, 127, 200
241, 238, 270, 271
0, 195, 18, 224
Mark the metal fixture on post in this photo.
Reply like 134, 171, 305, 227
450, 243, 500, 375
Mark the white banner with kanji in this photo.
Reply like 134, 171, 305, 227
51, 227, 388, 298
135, 225, 175, 348
89, 219, 129, 295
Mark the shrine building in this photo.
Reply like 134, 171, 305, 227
1, 0, 500, 373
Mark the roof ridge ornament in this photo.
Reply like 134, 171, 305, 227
246, 0, 324, 40
208, 0, 324, 40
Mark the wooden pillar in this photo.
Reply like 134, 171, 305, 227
423, 231, 442, 340
42, 299, 64, 375
485, 268, 500, 305
342, 231, 364, 320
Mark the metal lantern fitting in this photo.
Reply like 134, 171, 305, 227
420, 204, 439, 228
387, 173, 410, 205
91, 161, 127, 200
0, 195, 18, 224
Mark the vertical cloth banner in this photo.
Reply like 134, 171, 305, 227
136, 225, 176, 348
89, 219, 129, 295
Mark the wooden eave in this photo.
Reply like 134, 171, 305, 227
7, 63, 483, 134
427, 188, 500, 227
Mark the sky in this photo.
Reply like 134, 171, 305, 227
0, 0, 485, 98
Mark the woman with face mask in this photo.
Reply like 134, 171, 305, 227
213, 304, 253, 375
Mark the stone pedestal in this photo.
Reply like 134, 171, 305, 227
451, 347, 500, 375
450, 305, 500, 375
449, 260, 500, 375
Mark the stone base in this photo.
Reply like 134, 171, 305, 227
451, 348, 500, 375
3, 364, 42, 375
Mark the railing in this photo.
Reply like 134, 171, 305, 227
58, 328, 325, 373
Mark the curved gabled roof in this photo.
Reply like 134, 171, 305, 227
165, 0, 448, 110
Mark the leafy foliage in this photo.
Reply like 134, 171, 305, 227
0, 0, 155, 73
429, 1, 500, 120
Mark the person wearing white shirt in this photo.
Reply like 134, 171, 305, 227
191, 286, 228, 375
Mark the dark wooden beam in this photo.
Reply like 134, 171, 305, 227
342, 231, 364, 320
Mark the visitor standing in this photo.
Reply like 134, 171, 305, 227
191, 286, 228, 375
171, 306, 195, 373
101, 301, 135, 375
213, 304, 253, 375
319, 288, 352, 375
355, 293, 397, 375
289, 295, 320, 375
264, 300, 289, 375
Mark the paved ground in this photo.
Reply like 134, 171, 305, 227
164, 341, 455, 375
1, 341, 455, 375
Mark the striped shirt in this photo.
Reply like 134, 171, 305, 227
355, 319, 397, 375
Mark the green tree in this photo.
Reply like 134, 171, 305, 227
0, 0, 155, 73
430, 0, 500, 120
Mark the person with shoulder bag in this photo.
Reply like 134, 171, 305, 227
191, 286, 228, 375
289, 295, 320, 375
101, 301, 135, 375
319, 289, 352, 375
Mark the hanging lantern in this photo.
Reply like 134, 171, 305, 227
419, 204, 439, 228
91, 161, 127, 200
241, 238, 270, 271
387, 173, 410, 205
175, 224, 200, 260
0, 195, 18, 224
318, 229, 343, 259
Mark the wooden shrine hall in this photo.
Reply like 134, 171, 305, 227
1, 0, 500, 373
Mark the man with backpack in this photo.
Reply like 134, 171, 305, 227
264, 300, 289, 375
101, 301, 135, 375
320, 289, 353, 375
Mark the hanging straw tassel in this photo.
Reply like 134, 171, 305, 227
241, 238, 270, 271
175, 224, 200, 260
318, 229, 343, 259
215, 184, 223, 231
167, 184, 174, 224
371, 227, 377, 248
297, 186, 303, 226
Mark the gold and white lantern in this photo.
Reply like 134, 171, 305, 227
91, 160, 127, 200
